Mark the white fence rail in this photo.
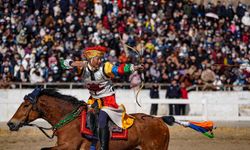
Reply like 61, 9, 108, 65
1, 89, 250, 122
142, 99, 250, 121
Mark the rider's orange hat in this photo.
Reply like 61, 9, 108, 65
83, 46, 107, 59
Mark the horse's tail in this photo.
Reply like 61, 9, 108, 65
162, 116, 215, 138
161, 116, 175, 126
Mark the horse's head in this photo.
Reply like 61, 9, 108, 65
7, 88, 85, 131
7, 88, 42, 131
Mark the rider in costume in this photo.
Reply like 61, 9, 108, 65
61, 46, 144, 150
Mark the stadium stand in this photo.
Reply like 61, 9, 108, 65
0, 0, 249, 90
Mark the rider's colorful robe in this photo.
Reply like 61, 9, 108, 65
80, 61, 135, 129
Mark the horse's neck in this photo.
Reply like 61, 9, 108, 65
38, 96, 75, 126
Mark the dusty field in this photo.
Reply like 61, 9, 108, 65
0, 122, 250, 150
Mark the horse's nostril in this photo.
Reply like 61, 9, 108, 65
7, 122, 15, 129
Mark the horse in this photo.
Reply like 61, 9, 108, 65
7, 88, 175, 150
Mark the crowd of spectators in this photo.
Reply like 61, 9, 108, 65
0, 0, 250, 90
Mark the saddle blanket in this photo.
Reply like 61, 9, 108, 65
80, 110, 128, 140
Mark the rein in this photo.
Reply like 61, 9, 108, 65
24, 104, 85, 139
24, 123, 55, 139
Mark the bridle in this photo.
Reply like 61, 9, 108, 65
22, 87, 85, 139
22, 88, 56, 139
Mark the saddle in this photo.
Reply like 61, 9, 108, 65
80, 110, 128, 140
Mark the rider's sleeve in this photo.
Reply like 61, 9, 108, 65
103, 62, 134, 78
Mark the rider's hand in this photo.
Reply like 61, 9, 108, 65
134, 64, 144, 71
60, 58, 73, 69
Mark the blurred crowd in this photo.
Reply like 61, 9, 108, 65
0, 0, 250, 90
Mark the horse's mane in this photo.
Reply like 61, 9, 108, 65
39, 89, 82, 106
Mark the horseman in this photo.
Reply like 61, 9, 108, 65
61, 46, 144, 150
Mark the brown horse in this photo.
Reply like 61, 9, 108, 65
7, 89, 174, 150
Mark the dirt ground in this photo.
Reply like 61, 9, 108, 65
0, 122, 250, 150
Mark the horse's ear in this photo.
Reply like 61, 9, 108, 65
24, 95, 28, 100
25, 87, 43, 104
34, 86, 43, 95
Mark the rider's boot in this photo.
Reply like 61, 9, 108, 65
90, 145, 96, 150
99, 126, 110, 150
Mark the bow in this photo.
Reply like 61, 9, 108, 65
119, 36, 144, 107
